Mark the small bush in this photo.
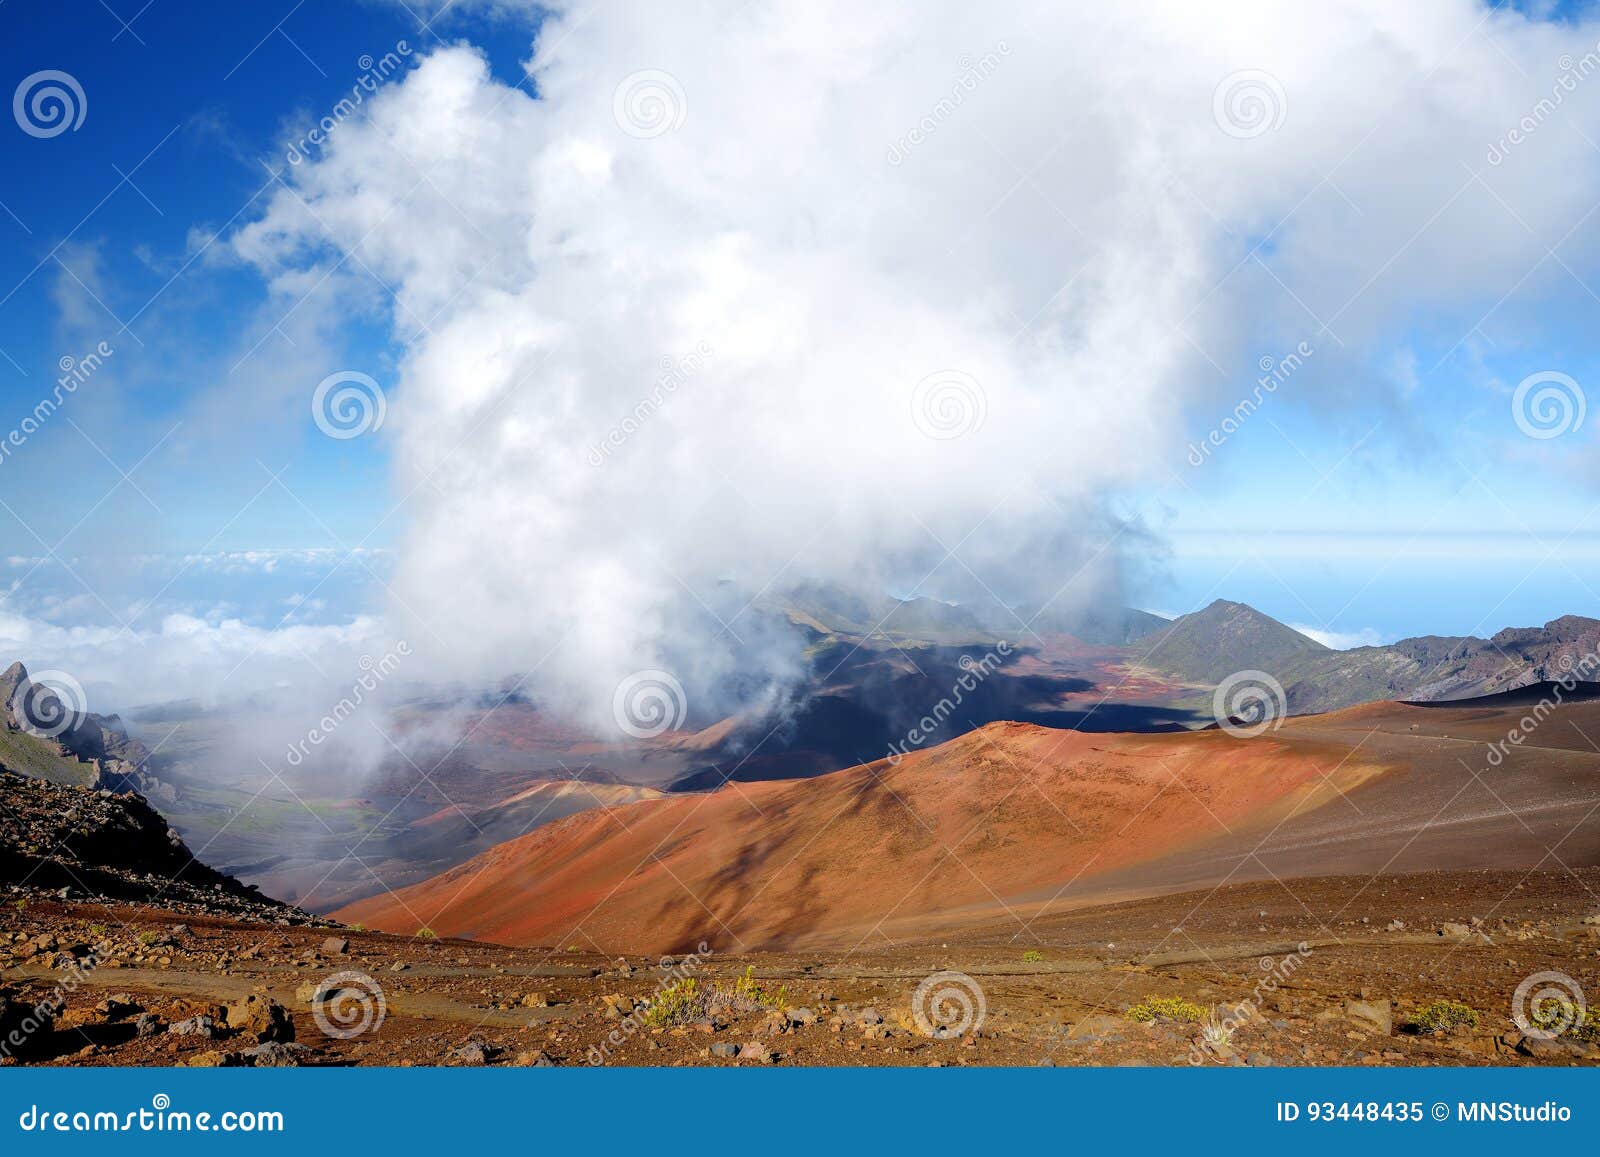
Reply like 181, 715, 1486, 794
415, 926, 437, 940
135, 930, 161, 947
1199, 1007, 1234, 1048
1127, 995, 1205, 1023
1412, 999, 1478, 1033
1526, 998, 1600, 1043
729, 965, 787, 1011
1022, 949, 1044, 963
638, 978, 707, 1027
349, 923, 367, 933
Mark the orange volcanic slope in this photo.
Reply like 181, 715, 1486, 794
337, 719, 1380, 952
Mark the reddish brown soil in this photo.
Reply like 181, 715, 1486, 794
6, 870, 1599, 1067
338, 720, 1380, 951
340, 697, 1600, 955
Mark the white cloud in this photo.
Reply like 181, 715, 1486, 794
1289, 623, 1386, 650
230, 1, 1600, 732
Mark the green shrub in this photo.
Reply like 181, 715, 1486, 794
1022, 949, 1044, 963
1127, 995, 1206, 1023
638, 978, 707, 1027
415, 926, 437, 940
1526, 998, 1600, 1043
729, 965, 787, 1011
1412, 999, 1478, 1033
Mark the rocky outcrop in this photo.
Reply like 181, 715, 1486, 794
0, 661, 177, 803
0, 769, 293, 918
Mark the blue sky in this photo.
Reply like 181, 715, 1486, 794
2, 1, 1600, 711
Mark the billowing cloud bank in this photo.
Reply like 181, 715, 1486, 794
235, 0, 1600, 731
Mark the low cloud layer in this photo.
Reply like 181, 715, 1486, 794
229, 0, 1600, 733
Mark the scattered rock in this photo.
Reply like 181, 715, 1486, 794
167, 1015, 222, 1039
185, 1050, 241, 1067
737, 1040, 774, 1063
513, 1049, 555, 1067
1344, 999, 1393, 1036
238, 1041, 310, 1068
452, 1040, 501, 1065
709, 1042, 739, 1058
321, 936, 350, 955
223, 994, 294, 1043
